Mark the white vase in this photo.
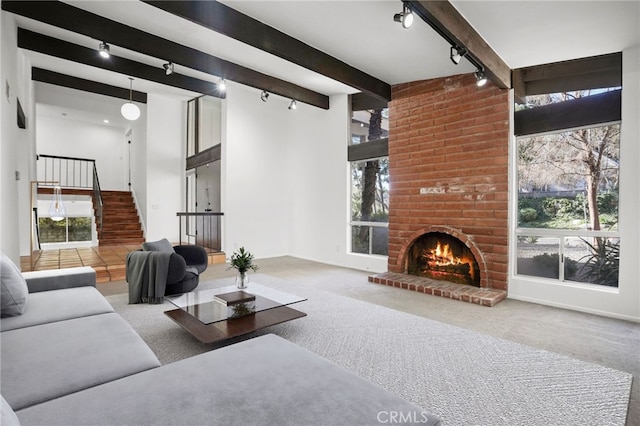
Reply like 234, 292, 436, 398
235, 272, 249, 289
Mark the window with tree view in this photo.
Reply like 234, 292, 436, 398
350, 108, 389, 256
516, 89, 620, 287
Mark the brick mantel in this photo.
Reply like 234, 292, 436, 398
387, 74, 510, 291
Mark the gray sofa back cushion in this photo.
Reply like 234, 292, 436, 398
1, 255, 28, 318
15, 334, 442, 425
1, 286, 114, 332
1, 313, 160, 410
1, 394, 20, 426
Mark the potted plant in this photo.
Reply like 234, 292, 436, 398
228, 247, 259, 289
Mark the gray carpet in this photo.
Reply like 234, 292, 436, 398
107, 274, 633, 426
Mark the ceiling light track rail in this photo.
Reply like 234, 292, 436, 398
404, 0, 511, 90
3, 0, 329, 109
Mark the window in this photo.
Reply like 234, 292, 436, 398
515, 90, 620, 287
187, 95, 222, 157
349, 106, 389, 256
351, 157, 389, 255
39, 217, 92, 244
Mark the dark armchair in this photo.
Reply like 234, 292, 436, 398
141, 239, 208, 295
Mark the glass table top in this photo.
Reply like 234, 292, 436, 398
166, 283, 306, 325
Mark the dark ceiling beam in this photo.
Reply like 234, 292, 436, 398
32, 68, 148, 103
406, 0, 511, 90
514, 89, 621, 136
2, 0, 329, 109
513, 53, 622, 102
19, 29, 224, 99
143, 0, 392, 102
351, 93, 389, 111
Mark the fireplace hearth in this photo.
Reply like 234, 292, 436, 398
407, 232, 480, 287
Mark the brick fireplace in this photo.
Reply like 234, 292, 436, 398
369, 74, 510, 306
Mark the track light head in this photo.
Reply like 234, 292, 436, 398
475, 69, 487, 87
98, 42, 110, 58
260, 90, 269, 102
450, 46, 467, 65
163, 62, 174, 75
288, 99, 297, 110
218, 79, 227, 92
393, 4, 413, 29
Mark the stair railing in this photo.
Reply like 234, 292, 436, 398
176, 212, 223, 252
37, 154, 104, 238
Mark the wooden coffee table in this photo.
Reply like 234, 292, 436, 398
164, 283, 306, 344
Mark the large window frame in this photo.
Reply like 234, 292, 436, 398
512, 54, 623, 290
348, 100, 389, 257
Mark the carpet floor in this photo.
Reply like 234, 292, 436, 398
107, 274, 632, 426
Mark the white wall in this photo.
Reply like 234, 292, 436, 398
0, 13, 36, 263
223, 83, 290, 258
129, 120, 147, 233
36, 113, 128, 191
144, 93, 184, 242
507, 46, 640, 322
287, 94, 388, 272
222, 83, 387, 272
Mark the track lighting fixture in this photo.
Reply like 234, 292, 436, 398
475, 68, 487, 87
218, 79, 227, 92
163, 62, 174, 75
98, 42, 110, 58
393, 4, 414, 29
288, 100, 297, 110
450, 46, 466, 65
121, 78, 141, 121
260, 90, 269, 102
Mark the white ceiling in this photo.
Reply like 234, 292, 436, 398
10, 0, 640, 127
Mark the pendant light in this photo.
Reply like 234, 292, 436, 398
49, 185, 66, 221
121, 78, 141, 121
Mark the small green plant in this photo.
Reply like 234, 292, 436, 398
578, 238, 619, 287
228, 247, 259, 275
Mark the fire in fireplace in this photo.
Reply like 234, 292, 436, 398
407, 232, 480, 287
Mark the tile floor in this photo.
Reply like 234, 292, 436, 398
21, 244, 225, 283
21, 244, 143, 282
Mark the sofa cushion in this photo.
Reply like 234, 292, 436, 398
15, 334, 441, 425
1, 395, 20, 426
0, 255, 28, 318
142, 238, 174, 252
1, 312, 160, 410
22, 266, 95, 293
1, 286, 114, 332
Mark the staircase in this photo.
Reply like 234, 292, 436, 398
98, 191, 144, 246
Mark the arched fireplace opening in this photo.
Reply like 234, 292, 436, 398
406, 232, 481, 287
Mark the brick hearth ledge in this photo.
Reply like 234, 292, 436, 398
369, 272, 507, 307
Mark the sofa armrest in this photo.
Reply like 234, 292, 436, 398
22, 267, 96, 293
173, 245, 208, 273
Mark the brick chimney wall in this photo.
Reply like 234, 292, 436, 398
387, 74, 510, 291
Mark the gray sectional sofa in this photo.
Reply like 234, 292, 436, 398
0, 255, 441, 425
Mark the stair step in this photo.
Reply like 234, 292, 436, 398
100, 223, 141, 231
99, 237, 145, 245
101, 230, 143, 238
102, 210, 139, 216
94, 190, 144, 247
